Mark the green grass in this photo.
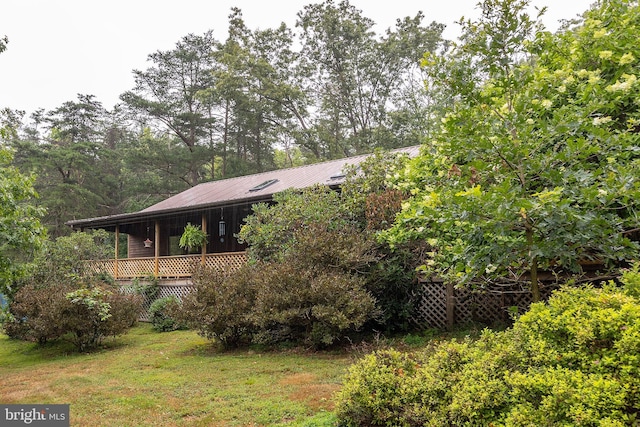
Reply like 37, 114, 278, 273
0, 324, 350, 426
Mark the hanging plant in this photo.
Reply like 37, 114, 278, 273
179, 223, 208, 253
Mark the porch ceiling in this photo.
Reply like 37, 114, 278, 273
65, 197, 264, 231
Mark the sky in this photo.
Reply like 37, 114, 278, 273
1, 0, 594, 117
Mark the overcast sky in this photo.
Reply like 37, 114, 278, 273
1, 0, 594, 117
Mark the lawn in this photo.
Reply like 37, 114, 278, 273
0, 324, 352, 426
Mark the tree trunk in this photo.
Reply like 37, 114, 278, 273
526, 226, 541, 302
530, 255, 540, 303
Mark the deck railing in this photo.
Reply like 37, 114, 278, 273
86, 252, 247, 279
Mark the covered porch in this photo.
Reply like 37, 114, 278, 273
86, 252, 247, 280
68, 201, 256, 281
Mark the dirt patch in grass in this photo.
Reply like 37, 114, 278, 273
279, 372, 341, 411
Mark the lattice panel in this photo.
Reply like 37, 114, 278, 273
410, 281, 448, 329
119, 284, 155, 321
120, 282, 195, 321
472, 291, 505, 324
454, 287, 474, 324
119, 258, 155, 278
86, 260, 115, 277
505, 292, 533, 316
204, 252, 247, 272
412, 280, 561, 329
85, 252, 248, 279
158, 256, 200, 278
158, 285, 193, 301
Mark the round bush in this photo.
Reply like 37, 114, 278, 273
176, 265, 257, 348
335, 270, 640, 426
149, 296, 184, 332
3, 283, 71, 343
4, 282, 142, 351
335, 349, 423, 427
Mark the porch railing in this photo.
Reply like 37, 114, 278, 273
86, 252, 247, 280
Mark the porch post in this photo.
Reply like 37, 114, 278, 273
201, 212, 207, 265
446, 282, 455, 331
154, 220, 160, 277
114, 225, 119, 279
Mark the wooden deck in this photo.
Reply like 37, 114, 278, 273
86, 252, 247, 279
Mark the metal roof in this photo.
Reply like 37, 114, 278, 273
67, 145, 421, 229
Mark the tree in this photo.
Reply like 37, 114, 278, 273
0, 38, 46, 297
0, 108, 24, 141
296, 0, 444, 157
120, 31, 218, 186
202, 8, 309, 176
383, 0, 640, 301
0, 35, 7, 54
118, 128, 196, 210
9, 95, 123, 236
0, 148, 46, 299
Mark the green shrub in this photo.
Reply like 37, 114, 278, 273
334, 349, 423, 427
101, 288, 142, 336
247, 222, 378, 348
64, 286, 142, 352
335, 268, 640, 426
3, 283, 71, 344
250, 261, 377, 348
238, 186, 352, 263
179, 218, 379, 349
149, 296, 184, 332
23, 230, 113, 290
3, 281, 142, 351
238, 180, 422, 335
178, 258, 377, 349
2, 231, 141, 351
176, 265, 257, 348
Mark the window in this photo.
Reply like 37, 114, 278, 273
248, 179, 279, 192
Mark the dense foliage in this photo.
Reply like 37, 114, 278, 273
248, 224, 378, 347
238, 185, 351, 262
5, 280, 141, 352
2, 0, 445, 236
335, 266, 640, 426
237, 151, 423, 334
3, 232, 141, 351
174, 266, 257, 347
177, 224, 378, 349
383, 0, 640, 300
148, 296, 184, 332
174, 150, 421, 348
0, 147, 46, 298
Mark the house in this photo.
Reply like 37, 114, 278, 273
66, 144, 554, 329
66, 146, 421, 283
